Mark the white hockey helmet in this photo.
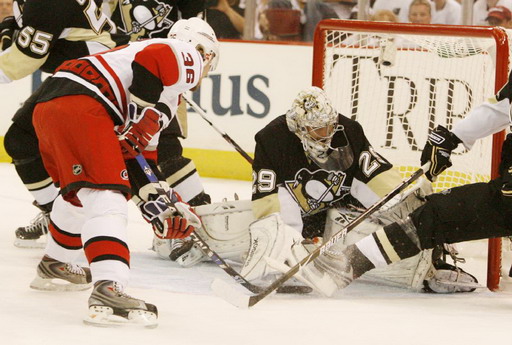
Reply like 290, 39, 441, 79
286, 86, 340, 162
168, 17, 220, 71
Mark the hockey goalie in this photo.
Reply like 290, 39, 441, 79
152, 87, 478, 295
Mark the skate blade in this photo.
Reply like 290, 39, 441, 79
13, 237, 46, 249
29, 276, 92, 292
84, 306, 158, 329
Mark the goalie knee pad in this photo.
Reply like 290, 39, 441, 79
241, 213, 300, 281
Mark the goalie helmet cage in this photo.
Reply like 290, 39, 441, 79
312, 19, 510, 291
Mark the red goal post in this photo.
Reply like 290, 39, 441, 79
312, 19, 509, 291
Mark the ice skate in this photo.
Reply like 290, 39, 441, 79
84, 280, 158, 328
30, 255, 92, 291
14, 202, 51, 248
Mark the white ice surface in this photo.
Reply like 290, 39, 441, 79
1, 162, 512, 345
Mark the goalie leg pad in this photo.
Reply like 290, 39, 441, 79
361, 249, 434, 290
242, 213, 338, 296
372, 178, 432, 226
241, 213, 296, 281
324, 207, 382, 248
314, 248, 354, 290
152, 200, 253, 267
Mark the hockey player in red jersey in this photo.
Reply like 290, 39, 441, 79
3, 0, 210, 250
28, 18, 219, 327
2, 0, 130, 248
307, 72, 512, 293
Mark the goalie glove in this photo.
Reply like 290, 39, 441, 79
420, 125, 461, 182
138, 184, 201, 239
117, 103, 161, 159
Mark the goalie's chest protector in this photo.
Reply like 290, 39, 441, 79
253, 115, 394, 215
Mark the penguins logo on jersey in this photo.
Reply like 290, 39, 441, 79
130, 0, 172, 36
115, 0, 173, 38
284, 169, 350, 214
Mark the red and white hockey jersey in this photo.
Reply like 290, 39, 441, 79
37, 38, 204, 133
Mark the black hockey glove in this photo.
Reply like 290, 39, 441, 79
0, 16, 16, 51
499, 134, 512, 202
420, 125, 461, 182
497, 68, 512, 102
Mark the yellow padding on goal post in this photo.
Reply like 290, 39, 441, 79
0, 137, 251, 181
182, 147, 253, 181
0, 137, 11, 163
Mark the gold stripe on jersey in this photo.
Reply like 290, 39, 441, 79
25, 177, 54, 191
177, 101, 188, 138
64, 29, 118, 49
252, 194, 280, 219
366, 167, 401, 198
131, 94, 155, 108
0, 45, 47, 80
164, 160, 197, 186
375, 229, 401, 263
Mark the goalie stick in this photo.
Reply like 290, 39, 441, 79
182, 94, 254, 164
211, 163, 431, 308
133, 154, 310, 294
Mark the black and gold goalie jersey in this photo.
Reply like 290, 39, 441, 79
0, 0, 129, 82
252, 114, 401, 228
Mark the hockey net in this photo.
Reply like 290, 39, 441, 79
312, 20, 511, 291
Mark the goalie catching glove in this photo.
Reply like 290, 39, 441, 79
420, 125, 461, 181
117, 103, 162, 159
138, 183, 201, 239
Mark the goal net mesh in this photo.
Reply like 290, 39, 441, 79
313, 20, 512, 289
316, 25, 510, 191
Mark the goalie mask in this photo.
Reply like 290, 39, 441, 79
286, 87, 343, 164
168, 18, 220, 71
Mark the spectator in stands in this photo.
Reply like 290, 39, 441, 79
322, 0, 357, 19
372, 0, 414, 22
486, 5, 512, 27
408, 0, 432, 24
431, 0, 461, 24
259, 0, 338, 42
473, 0, 512, 25
205, 0, 245, 39
370, 9, 399, 22
0, 0, 12, 22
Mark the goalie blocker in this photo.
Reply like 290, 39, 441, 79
153, 181, 479, 294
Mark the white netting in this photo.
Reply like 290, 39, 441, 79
318, 27, 512, 192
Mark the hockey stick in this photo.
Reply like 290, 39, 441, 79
211, 163, 431, 308
182, 94, 254, 164
133, 154, 308, 294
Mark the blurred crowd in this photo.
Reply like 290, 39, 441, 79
202, 0, 512, 42
1, 0, 510, 47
